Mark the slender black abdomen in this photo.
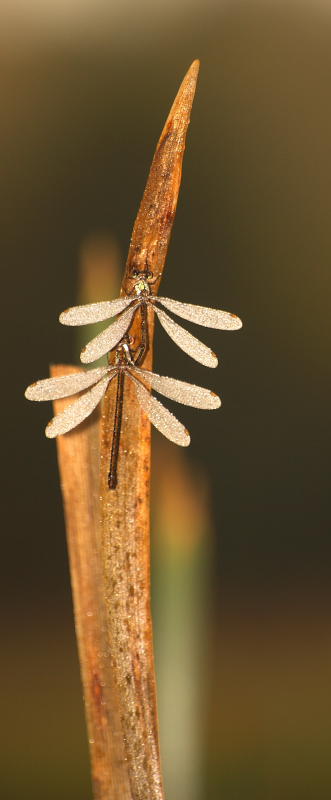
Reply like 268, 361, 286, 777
108, 370, 125, 489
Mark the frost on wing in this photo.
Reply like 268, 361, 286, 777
80, 305, 136, 363
45, 374, 112, 437
59, 297, 133, 326
154, 306, 218, 368
133, 367, 221, 409
157, 297, 242, 330
25, 367, 110, 401
129, 374, 190, 447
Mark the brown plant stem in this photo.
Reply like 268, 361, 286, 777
99, 60, 199, 800
54, 60, 199, 800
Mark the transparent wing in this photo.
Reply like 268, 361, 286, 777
80, 305, 136, 363
59, 297, 133, 326
158, 297, 242, 330
154, 306, 218, 368
133, 367, 221, 409
129, 374, 190, 446
45, 374, 113, 438
25, 367, 110, 401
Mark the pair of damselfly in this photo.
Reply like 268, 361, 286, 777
25, 267, 242, 488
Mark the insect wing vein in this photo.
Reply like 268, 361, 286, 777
154, 306, 218, 368
133, 367, 221, 409
81, 305, 135, 363
25, 367, 110, 401
128, 373, 190, 446
158, 297, 242, 330
59, 297, 132, 326
45, 374, 112, 437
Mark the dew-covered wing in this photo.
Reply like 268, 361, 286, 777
129, 374, 190, 446
154, 306, 218, 368
158, 297, 242, 330
133, 367, 221, 409
45, 374, 112, 437
59, 298, 133, 325
25, 367, 110, 401
80, 305, 136, 363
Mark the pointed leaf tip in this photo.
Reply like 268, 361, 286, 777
189, 59, 200, 76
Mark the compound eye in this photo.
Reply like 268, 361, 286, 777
131, 268, 139, 278
146, 270, 153, 280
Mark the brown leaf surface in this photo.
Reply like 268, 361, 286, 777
52, 365, 132, 800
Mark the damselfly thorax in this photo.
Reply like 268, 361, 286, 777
124, 267, 159, 365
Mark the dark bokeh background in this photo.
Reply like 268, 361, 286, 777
1, 2, 331, 798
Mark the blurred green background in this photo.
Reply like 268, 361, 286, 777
2, 1, 331, 798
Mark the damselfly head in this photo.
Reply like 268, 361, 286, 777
130, 265, 159, 294
130, 266, 153, 280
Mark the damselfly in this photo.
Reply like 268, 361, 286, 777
59, 267, 242, 368
25, 341, 221, 489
